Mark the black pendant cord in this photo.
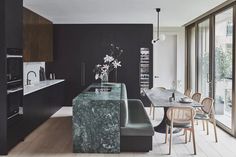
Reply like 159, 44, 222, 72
152, 8, 161, 44
157, 9, 160, 40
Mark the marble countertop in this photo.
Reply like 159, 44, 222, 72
73, 83, 122, 102
144, 88, 203, 108
24, 79, 65, 96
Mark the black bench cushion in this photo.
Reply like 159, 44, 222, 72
121, 99, 154, 136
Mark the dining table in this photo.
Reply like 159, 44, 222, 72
144, 88, 203, 133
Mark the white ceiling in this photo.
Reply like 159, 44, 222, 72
23, 0, 227, 26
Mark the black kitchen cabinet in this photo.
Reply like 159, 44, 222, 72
46, 24, 153, 106
7, 115, 24, 150
5, 0, 23, 49
0, 0, 23, 155
23, 82, 65, 137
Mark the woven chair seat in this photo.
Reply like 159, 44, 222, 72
166, 119, 191, 128
194, 113, 209, 120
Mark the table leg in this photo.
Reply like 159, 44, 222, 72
154, 107, 169, 133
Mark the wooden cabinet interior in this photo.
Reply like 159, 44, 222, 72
23, 8, 53, 62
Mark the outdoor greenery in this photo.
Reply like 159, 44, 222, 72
215, 46, 232, 80
200, 45, 232, 81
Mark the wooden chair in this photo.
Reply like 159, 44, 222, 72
192, 93, 201, 103
165, 107, 196, 155
187, 93, 201, 141
184, 89, 192, 97
150, 87, 166, 120
194, 97, 218, 142
192, 93, 201, 127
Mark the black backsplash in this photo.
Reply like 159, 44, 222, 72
46, 24, 153, 106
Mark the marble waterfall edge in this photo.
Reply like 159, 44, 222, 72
72, 83, 122, 153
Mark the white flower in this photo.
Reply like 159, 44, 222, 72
112, 60, 121, 68
96, 64, 102, 67
95, 74, 100, 80
104, 55, 114, 63
102, 64, 109, 71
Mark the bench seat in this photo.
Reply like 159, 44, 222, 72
120, 98, 154, 152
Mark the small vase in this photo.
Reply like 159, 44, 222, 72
101, 72, 109, 83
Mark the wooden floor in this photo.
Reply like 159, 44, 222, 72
5, 107, 236, 157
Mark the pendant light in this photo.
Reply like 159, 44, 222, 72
152, 8, 161, 44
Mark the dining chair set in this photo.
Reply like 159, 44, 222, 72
150, 87, 218, 155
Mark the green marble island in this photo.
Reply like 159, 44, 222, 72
72, 83, 125, 153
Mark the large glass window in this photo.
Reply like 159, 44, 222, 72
186, 5, 235, 135
214, 8, 233, 129
198, 19, 210, 97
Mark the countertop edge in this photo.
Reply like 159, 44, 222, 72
24, 79, 65, 96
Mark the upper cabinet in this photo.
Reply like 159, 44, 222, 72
23, 8, 53, 62
5, 0, 23, 49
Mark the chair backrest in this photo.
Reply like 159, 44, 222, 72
201, 97, 214, 114
184, 89, 192, 97
167, 107, 196, 124
192, 93, 202, 103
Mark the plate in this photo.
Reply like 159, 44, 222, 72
179, 100, 193, 103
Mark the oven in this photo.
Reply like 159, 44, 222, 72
6, 48, 23, 119
6, 49, 23, 83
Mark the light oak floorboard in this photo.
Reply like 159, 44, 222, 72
2, 107, 236, 157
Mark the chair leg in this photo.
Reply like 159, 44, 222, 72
185, 129, 187, 144
191, 120, 197, 155
202, 120, 205, 131
149, 105, 152, 115
169, 124, 173, 155
153, 107, 155, 120
165, 125, 168, 144
182, 129, 186, 135
189, 131, 192, 142
212, 114, 218, 143
206, 120, 209, 135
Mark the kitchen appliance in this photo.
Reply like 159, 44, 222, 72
6, 49, 23, 83
6, 48, 23, 119
7, 81, 23, 119
39, 66, 46, 81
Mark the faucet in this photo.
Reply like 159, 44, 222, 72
27, 71, 37, 85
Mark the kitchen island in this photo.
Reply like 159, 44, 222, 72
72, 83, 125, 153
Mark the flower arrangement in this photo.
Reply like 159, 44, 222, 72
94, 43, 123, 80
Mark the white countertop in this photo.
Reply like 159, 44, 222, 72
24, 79, 65, 96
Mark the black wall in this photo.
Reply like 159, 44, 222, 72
0, 0, 7, 154
47, 24, 153, 106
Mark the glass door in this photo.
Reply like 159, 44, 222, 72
214, 8, 233, 129
188, 26, 196, 92
198, 19, 210, 97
